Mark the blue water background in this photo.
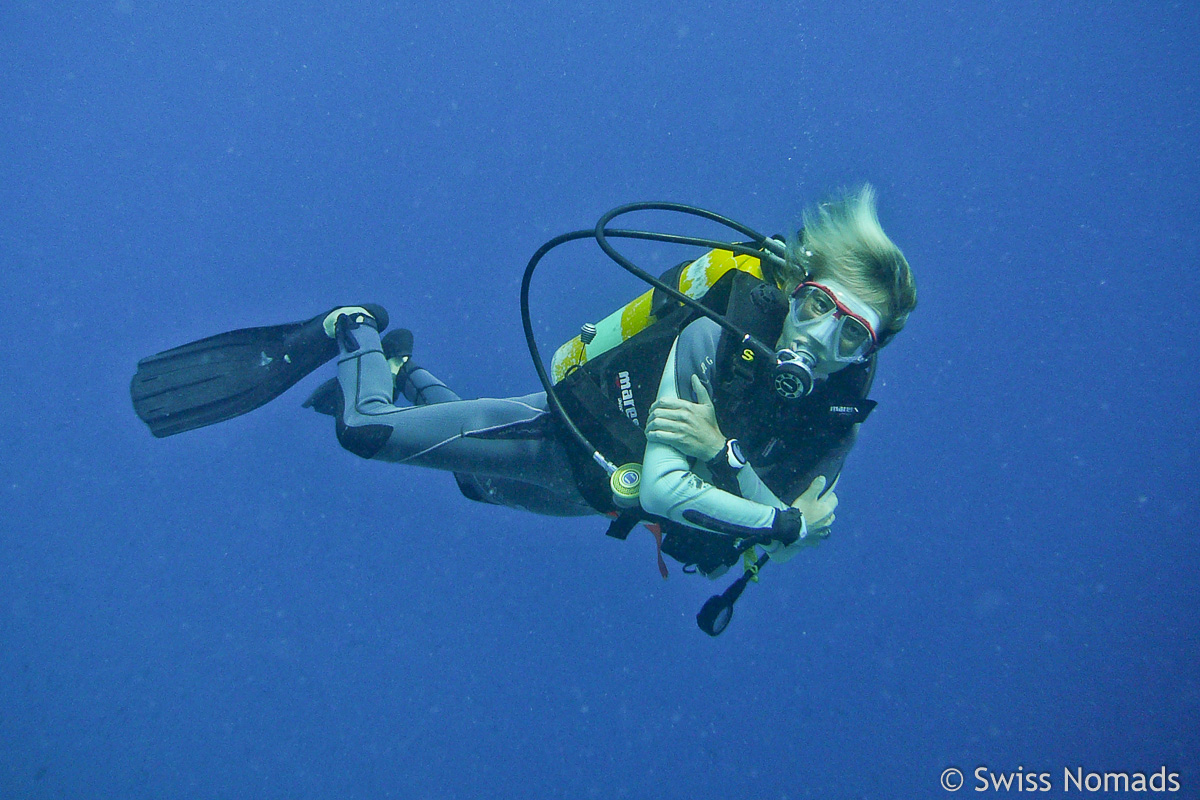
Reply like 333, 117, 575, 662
2, 2, 1196, 798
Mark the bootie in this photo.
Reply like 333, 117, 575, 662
303, 327, 412, 417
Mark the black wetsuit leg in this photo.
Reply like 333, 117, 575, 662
335, 325, 594, 517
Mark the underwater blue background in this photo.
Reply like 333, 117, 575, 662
2, 1, 1197, 798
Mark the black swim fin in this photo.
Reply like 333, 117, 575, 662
303, 328, 413, 417
131, 305, 388, 438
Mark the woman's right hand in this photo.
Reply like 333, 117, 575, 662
792, 474, 839, 533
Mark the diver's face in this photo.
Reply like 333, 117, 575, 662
776, 279, 884, 376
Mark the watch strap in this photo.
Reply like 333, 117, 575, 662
705, 440, 743, 496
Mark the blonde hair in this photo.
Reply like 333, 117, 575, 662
779, 184, 917, 347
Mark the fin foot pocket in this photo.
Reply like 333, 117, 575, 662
131, 304, 388, 437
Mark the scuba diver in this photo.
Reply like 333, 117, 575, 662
131, 186, 916, 634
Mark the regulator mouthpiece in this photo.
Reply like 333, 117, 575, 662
774, 349, 816, 399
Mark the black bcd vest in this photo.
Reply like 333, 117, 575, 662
553, 269, 877, 573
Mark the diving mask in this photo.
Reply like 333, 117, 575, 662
788, 280, 880, 364
772, 280, 881, 399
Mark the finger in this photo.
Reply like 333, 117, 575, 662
654, 434, 694, 451
649, 407, 694, 423
691, 375, 714, 406
804, 474, 827, 499
646, 419, 687, 437
645, 418, 669, 435
648, 405, 695, 422
809, 511, 834, 529
811, 495, 837, 520
812, 514, 835, 535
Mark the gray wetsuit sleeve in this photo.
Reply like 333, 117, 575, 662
639, 323, 787, 534
669, 319, 788, 509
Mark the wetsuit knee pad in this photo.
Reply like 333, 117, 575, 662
453, 473, 503, 505
335, 419, 392, 459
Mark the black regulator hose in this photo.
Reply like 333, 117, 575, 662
594, 202, 782, 361
520, 208, 785, 468
519, 202, 791, 636
520, 201, 791, 463
519, 229, 606, 469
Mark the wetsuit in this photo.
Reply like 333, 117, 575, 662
642, 318, 856, 565
335, 319, 858, 561
335, 323, 593, 517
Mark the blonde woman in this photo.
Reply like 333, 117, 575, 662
133, 185, 915, 581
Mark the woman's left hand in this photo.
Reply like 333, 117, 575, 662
645, 375, 727, 461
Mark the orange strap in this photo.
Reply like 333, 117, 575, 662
645, 523, 668, 579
